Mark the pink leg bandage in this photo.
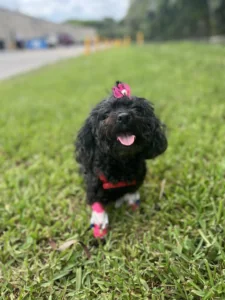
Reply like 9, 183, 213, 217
90, 202, 108, 238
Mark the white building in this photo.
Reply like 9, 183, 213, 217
0, 8, 97, 49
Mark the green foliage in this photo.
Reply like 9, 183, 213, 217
67, 18, 126, 39
125, 0, 225, 40
66, 1, 225, 40
149, 0, 211, 39
66, 19, 103, 30
214, 0, 225, 34
1, 43, 225, 298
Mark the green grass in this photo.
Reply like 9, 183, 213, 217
1, 43, 225, 299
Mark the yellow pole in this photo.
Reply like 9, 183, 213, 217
137, 32, 144, 45
84, 38, 91, 55
115, 39, 122, 47
124, 36, 131, 46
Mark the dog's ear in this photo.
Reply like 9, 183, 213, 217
143, 118, 168, 159
75, 117, 95, 169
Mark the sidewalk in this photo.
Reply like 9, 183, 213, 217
0, 46, 84, 80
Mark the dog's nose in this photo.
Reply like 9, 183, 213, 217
118, 113, 130, 124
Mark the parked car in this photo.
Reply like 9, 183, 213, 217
46, 34, 58, 48
14, 33, 25, 49
15, 39, 25, 49
25, 37, 47, 49
58, 33, 74, 46
0, 39, 5, 50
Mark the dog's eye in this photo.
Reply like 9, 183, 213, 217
101, 112, 109, 120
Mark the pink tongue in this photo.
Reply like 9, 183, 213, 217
117, 134, 136, 146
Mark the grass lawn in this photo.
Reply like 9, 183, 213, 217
0, 43, 225, 299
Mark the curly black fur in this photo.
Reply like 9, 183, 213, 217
75, 88, 168, 205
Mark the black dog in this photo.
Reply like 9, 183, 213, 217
75, 81, 167, 238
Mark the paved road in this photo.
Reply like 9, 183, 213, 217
0, 46, 84, 80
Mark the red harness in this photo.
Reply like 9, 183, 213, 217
99, 174, 136, 190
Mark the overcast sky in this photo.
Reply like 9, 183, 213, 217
0, 0, 130, 22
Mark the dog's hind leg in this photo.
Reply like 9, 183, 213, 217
115, 192, 140, 210
90, 202, 108, 238
124, 192, 140, 211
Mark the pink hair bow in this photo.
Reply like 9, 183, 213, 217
112, 81, 131, 99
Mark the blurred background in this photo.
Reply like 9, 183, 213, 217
1, 2, 225, 298
0, 0, 224, 51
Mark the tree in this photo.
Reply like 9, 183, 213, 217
125, 0, 212, 40
66, 0, 225, 40
214, 0, 225, 34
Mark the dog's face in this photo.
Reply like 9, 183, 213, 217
87, 95, 167, 159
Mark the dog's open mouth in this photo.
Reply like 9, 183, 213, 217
117, 134, 136, 146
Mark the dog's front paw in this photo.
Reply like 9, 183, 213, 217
90, 202, 109, 238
